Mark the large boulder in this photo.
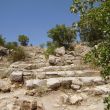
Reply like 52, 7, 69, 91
10, 71, 23, 82
55, 47, 65, 56
48, 55, 64, 66
48, 55, 56, 65
47, 78, 61, 90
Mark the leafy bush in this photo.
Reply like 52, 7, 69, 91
0, 35, 5, 46
9, 47, 26, 62
48, 24, 76, 49
104, 95, 110, 110
84, 41, 110, 78
18, 35, 29, 46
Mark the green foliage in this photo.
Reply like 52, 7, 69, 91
44, 42, 58, 59
18, 35, 29, 46
9, 47, 26, 62
48, 24, 76, 49
104, 95, 110, 110
84, 41, 110, 78
0, 35, 5, 46
5, 42, 18, 50
70, 0, 103, 14
79, 1, 110, 46
84, 49, 98, 66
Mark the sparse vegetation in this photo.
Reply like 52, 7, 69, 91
8, 47, 26, 62
5, 42, 18, 50
0, 35, 5, 46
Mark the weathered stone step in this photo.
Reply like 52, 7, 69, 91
36, 64, 95, 72
9, 69, 100, 82
9, 61, 48, 70
25, 76, 105, 90
82, 84, 110, 95
36, 70, 100, 79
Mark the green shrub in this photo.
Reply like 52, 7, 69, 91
104, 95, 110, 110
9, 47, 26, 62
84, 41, 110, 78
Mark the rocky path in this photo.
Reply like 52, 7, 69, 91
0, 46, 109, 110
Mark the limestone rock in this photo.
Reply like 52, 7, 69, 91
25, 80, 34, 89
49, 55, 64, 66
83, 84, 110, 95
55, 47, 65, 56
71, 84, 81, 90
47, 78, 61, 89
10, 71, 23, 82
69, 94, 83, 105
0, 79, 11, 92
59, 94, 69, 104
48, 55, 56, 65
26, 79, 47, 89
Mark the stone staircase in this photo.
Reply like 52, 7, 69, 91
0, 46, 110, 110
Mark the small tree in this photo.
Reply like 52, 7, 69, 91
18, 35, 29, 46
48, 24, 76, 48
0, 35, 5, 46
